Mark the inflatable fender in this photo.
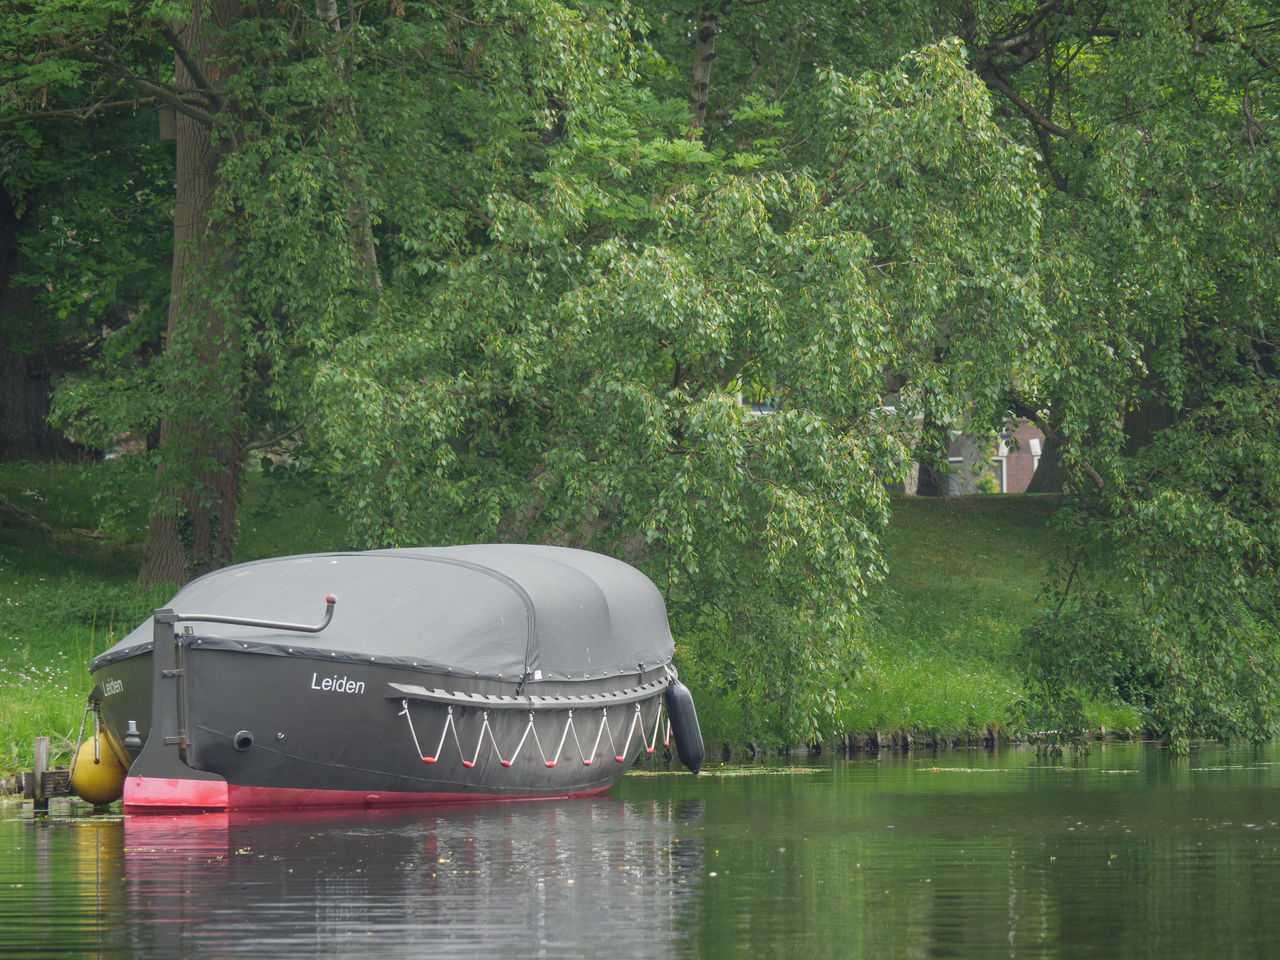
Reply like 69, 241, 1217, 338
664, 679, 705, 774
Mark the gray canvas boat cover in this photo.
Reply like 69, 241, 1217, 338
91, 545, 675, 683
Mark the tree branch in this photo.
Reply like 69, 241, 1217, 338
0, 97, 161, 128
1006, 395, 1104, 491
0, 493, 54, 537
981, 71, 1072, 137
969, 0, 1063, 72
120, 73, 218, 126
245, 416, 311, 453
161, 23, 225, 113
444, 181, 493, 227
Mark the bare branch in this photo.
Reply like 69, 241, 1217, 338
245, 416, 311, 453
969, 0, 1063, 72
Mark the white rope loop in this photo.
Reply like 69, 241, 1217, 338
399, 698, 667, 771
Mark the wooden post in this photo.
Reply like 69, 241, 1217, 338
33, 736, 49, 813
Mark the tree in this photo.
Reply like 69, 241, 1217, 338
1, 108, 171, 461
2, 1, 253, 580
135, 0, 248, 583
952, 1, 1280, 746
0, 180, 75, 460
303, 27, 1045, 740
630, 1, 1279, 744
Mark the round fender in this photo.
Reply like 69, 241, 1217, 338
71, 732, 128, 805
664, 680, 705, 774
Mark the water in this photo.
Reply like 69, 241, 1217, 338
3, 741, 1280, 959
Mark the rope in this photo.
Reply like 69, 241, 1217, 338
462, 712, 502, 769
399, 698, 668, 771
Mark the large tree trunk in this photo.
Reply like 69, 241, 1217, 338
1025, 433, 1065, 493
913, 409, 952, 497
0, 332, 77, 461
138, 0, 245, 586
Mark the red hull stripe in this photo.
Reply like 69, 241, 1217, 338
124, 776, 229, 811
122, 775, 611, 813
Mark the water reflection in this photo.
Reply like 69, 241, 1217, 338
4, 744, 1280, 959
5, 797, 704, 959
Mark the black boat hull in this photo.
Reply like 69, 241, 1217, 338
84, 545, 703, 812
92, 646, 672, 811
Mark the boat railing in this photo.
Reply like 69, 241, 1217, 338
166, 595, 338, 634
386, 674, 671, 710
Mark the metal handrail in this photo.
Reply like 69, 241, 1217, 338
165, 595, 337, 634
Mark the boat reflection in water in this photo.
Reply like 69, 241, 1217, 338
107, 796, 705, 958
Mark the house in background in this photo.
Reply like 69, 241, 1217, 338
889, 419, 1046, 495
740, 393, 1046, 496
942, 419, 1044, 494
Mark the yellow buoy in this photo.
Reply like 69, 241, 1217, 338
70, 731, 129, 806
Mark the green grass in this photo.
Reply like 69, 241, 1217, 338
843, 494, 1053, 743
847, 495, 1142, 743
1, 458, 346, 775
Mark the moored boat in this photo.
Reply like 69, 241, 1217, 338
81, 545, 703, 812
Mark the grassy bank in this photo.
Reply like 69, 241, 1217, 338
845, 495, 1051, 745
852, 496, 1138, 746
1, 458, 346, 774
1, 459, 1133, 776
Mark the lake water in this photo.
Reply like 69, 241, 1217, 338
3, 741, 1279, 959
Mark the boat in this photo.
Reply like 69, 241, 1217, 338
80, 545, 704, 812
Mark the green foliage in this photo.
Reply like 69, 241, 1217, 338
300, 34, 1044, 743
1023, 382, 1280, 749
992, 1, 1280, 750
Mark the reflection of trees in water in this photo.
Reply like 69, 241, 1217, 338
108, 797, 704, 958
9, 754, 1280, 959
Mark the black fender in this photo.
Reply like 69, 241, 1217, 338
664, 679, 705, 774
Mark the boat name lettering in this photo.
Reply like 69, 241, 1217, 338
310, 672, 365, 695
103, 678, 124, 696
